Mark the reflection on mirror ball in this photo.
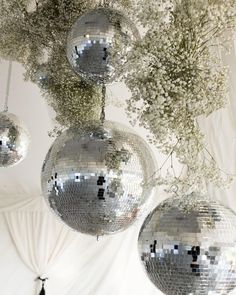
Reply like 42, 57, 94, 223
41, 121, 156, 236
67, 8, 139, 84
138, 193, 236, 295
0, 112, 30, 167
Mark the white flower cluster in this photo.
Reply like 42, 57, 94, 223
126, 0, 236, 192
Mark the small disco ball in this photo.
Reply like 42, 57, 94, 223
138, 193, 236, 295
66, 7, 139, 84
34, 67, 51, 89
41, 121, 156, 236
0, 112, 30, 167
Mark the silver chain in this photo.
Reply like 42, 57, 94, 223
3, 60, 13, 113
100, 85, 106, 124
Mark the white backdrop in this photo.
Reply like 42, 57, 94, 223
0, 37, 236, 294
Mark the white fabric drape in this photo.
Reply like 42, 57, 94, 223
4, 211, 75, 276
0, 197, 78, 294
3, 199, 74, 274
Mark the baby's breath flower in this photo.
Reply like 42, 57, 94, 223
124, 0, 236, 191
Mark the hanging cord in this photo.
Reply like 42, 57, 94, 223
3, 60, 13, 113
100, 84, 106, 124
37, 277, 48, 295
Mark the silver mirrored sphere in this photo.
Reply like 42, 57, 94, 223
34, 65, 51, 89
41, 121, 156, 236
0, 112, 30, 167
67, 8, 139, 84
138, 193, 236, 295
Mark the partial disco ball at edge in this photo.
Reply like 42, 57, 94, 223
66, 7, 139, 84
138, 193, 236, 295
0, 112, 30, 167
41, 121, 156, 236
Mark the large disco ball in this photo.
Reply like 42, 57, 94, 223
138, 193, 236, 295
41, 121, 156, 236
66, 8, 139, 84
0, 112, 30, 167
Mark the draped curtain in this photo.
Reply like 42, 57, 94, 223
0, 197, 77, 294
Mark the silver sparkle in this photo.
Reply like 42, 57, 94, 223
138, 193, 236, 295
34, 65, 51, 89
0, 112, 30, 167
41, 121, 156, 236
66, 8, 139, 84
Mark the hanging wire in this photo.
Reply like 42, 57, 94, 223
100, 84, 106, 123
3, 60, 13, 113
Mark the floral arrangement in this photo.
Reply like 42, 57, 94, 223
0, 0, 235, 192
124, 0, 236, 192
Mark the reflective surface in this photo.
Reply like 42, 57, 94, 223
67, 8, 139, 84
0, 112, 29, 167
138, 193, 236, 295
34, 65, 51, 89
41, 121, 156, 236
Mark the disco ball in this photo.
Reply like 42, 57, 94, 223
0, 112, 30, 167
66, 8, 139, 84
34, 65, 51, 89
138, 193, 236, 295
41, 121, 156, 236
